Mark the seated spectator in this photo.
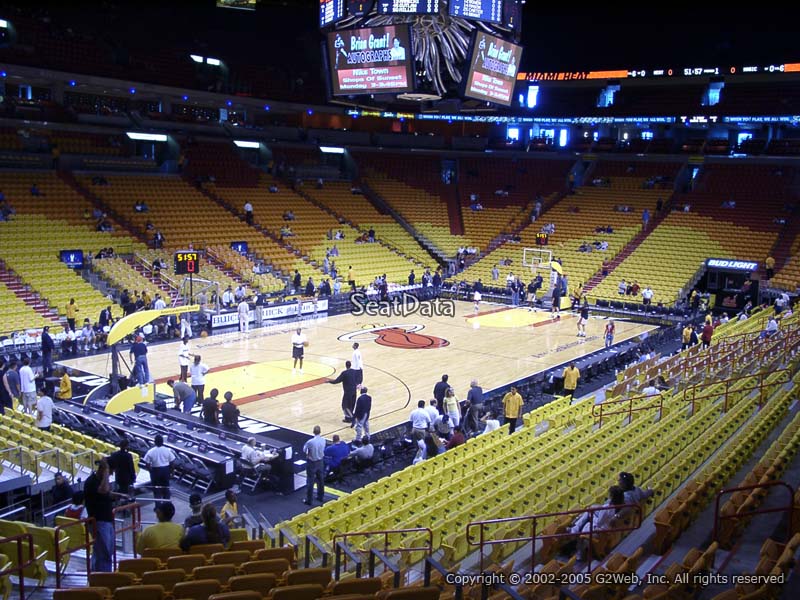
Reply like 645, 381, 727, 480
219, 489, 242, 527
137, 502, 183, 552
619, 472, 653, 505
134, 200, 149, 213
269, 185, 279, 193
683, 203, 691, 212
641, 380, 660, 397
80, 319, 97, 352
324, 434, 350, 475
618, 280, 626, 295
180, 504, 230, 551
64, 491, 87, 520
446, 426, 466, 449
184, 494, 204, 529
433, 414, 452, 439
568, 485, 626, 561
347, 435, 374, 466
30, 184, 44, 196
762, 316, 779, 338
480, 411, 500, 434
51, 472, 73, 505
280, 225, 294, 237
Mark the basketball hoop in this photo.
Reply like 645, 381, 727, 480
523, 248, 553, 276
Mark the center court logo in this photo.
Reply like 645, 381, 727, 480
349, 292, 456, 318
339, 323, 450, 349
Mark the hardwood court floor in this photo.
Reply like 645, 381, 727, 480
61, 302, 657, 439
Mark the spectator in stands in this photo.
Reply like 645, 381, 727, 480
368, 227, 375, 242
144, 435, 176, 500
244, 201, 253, 225
30, 183, 44, 196
153, 230, 165, 249
763, 316, 779, 338
353, 386, 371, 438
220, 489, 242, 527
410, 400, 432, 439
765, 255, 775, 280
2, 360, 19, 413
480, 411, 500, 434
683, 203, 691, 212
446, 426, 466, 450
269, 184, 279, 193
562, 362, 580, 399
618, 279, 626, 295
641, 380, 660, 397
502, 386, 523, 434
137, 501, 183, 553
348, 435, 374, 467
202, 388, 220, 425
80, 318, 97, 352
51, 472, 73, 505
701, 321, 714, 349
108, 440, 136, 495
181, 503, 231, 550
324, 434, 349, 476
629, 281, 640, 296
85, 458, 114, 571
619, 472, 653, 505
433, 413, 452, 439
221, 391, 240, 429
61, 325, 77, 356
96, 214, 113, 232
184, 494, 204, 529
569, 485, 626, 561
642, 208, 650, 229
64, 491, 87, 520
134, 200, 149, 213
642, 286, 654, 306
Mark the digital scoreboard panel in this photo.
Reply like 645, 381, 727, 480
174, 250, 200, 275
327, 24, 414, 95
320, 0, 346, 28
464, 31, 522, 106
377, 0, 440, 14
449, 0, 504, 25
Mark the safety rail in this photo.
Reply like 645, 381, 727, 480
112, 502, 141, 569
680, 368, 791, 414
0, 533, 36, 600
54, 516, 96, 587
592, 391, 664, 428
712, 480, 795, 555
368, 548, 401, 588
466, 503, 643, 573
304, 533, 330, 568
424, 556, 462, 600
134, 252, 180, 292
278, 526, 300, 554
334, 539, 363, 580
332, 527, 434, 567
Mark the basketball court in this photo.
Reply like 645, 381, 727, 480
59, 300, 657, 439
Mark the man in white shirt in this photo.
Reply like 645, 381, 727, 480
235, 285, 246, 302
473, 290, 481, 313
143, 435, 177, 499
80, 319, 97, 352
410, 400, 432, 439
19, 358, 37, 414
35, 390, 54, 431
492, 265, 499, 281
241, 438, 277, 472
481, 411, 500, 434
238, 299, 250, 333
179, 312, 192, 339
291, 328, 307, 373
153, 294, 166, 310
351, 342, 363, 385
641, 380, 660, 397
764, 316, 779, 337
506, 272, 515, 288
425, 399, 439, 425
178, 337, 192, 382
642, 286, 654, 306
222, 286, 234, 308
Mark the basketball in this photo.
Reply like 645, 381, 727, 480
303, 341, 309, 347
200, 330, 209, 338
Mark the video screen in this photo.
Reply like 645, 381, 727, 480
60, 249, 84, 269
320, 0, 346, 27
216, 0, 257, 11
231, 241, 249, 255
464, 32, 522, 106
327, 25, 414, 95
449, 0, 504, 24
377, 1, 440, 14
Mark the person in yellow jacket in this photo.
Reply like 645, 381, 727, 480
502, 386, 523, 434
65, 298, 79, 332
58, 369, 72, 400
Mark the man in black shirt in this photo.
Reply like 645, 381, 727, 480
352, 386, 372, 438
202, 388, 220, 425
433, 375, 449, 413
221, 391, 240, 429
41, 326, 54, 377
107, 440, 136, 494
328, 360, 358, 422
84, 458, 114, 572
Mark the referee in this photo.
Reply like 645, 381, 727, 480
302, 425, 326, 505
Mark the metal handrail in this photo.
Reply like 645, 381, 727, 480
680, 368, 791, 414
712, 480, 795, 554
368, 548, 401, 588
111, 502, 142, 569
54, 516, 97, 587
466, 502, 643, 573
424, 556, 460, 599
332, 527, 434, 561
592, 392, 664, 428
304, 533, 329, 568
334, 539, 363, 580
278, 526, 299, 554
0, 533, 36, 600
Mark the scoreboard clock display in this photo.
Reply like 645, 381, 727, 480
536, 233, 549, 246
174, 250, 200, 275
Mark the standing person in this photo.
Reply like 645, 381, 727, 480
642, 208, 650, 229
501, 386, 523, 434
144, 435, 176, 499
467, 379, 484, 412
433, 375, 449, 411
473, 289, 481, 314
129, 335, 150, 387
302, 425, 326, 506
577, 303, 589, 338
291, 327, 307, 374
221, 391, 240, 429
202, 388, 220, 425
443, 387, 461, 427
19, 357, 37, 414
107, 440, 136, 495
178, 336, 192, 383
604, 320, 615, 348
293, 270, 302, 294
253, 293, 264, 328
190, 355, 209, 403
244, 201, 253, 225
353, 386, 372, 439
180, 313, 193, 340
2, 360, 20, 412
0, 359, 10, 414
551, 275, 562, 320
41, 326, 54, 377
35, 388, 54, 432
701, 320, 714, 349
328, 361, 358, 422
66, 298, 79, 332
167, 379, 196, 413
562, 362, 580, 399
765, 255, 775, 280
237, 297, 250, 333
351, 342, 363, 386
682, 323, 693, 350
347, 266, 356, 292
84, 459, 115, 572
